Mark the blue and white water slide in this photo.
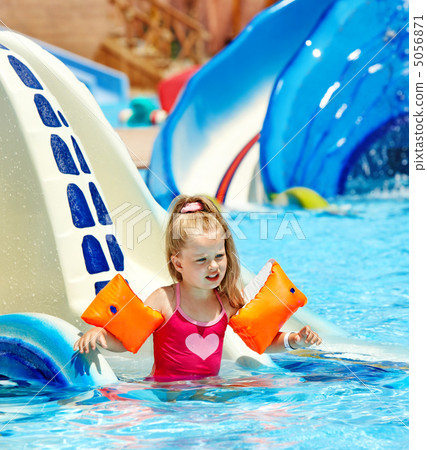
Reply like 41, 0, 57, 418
146, 0, 409, 208
0, 30, 269, 387
0, 23, 407, 388
0, 26, 129, 108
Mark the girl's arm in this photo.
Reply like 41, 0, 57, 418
74, 286, 169, 354
73, 327, 126, 354
265, 325, 322, 353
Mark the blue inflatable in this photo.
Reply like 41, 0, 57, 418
0, 313, 117, 387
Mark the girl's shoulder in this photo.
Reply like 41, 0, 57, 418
144, 284, 177, 316
218, 291, 240, 319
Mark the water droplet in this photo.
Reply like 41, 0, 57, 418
347, 49, 361, 61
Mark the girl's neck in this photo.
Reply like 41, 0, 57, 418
178, 281, 216, 303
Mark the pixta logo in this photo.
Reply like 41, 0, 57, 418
109, 204, 305, 250
109, 203, 152, 249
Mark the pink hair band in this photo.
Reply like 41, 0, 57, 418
180, 201, 204, 213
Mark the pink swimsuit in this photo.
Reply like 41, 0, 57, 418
151, 284, 228, 381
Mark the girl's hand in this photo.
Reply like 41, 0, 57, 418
73, 327, 108, 354
289, 325, 322, 349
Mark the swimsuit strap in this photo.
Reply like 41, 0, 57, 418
214, 289, 225, 313
175, 282, 181, 309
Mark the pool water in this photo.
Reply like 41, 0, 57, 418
0, 189, 408, 449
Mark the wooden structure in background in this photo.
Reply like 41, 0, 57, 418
1, 0, 277, 89
98, 0, 276, 88
231, 0, 277, 38
97, 0, 210, 88
0, 0, 119, 60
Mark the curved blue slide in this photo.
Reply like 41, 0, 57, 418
147, 0, 336, 208
0, 313, 117, 387
260, 0, 409, 198
147, 0, 408, 207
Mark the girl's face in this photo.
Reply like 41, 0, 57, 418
172, 233, 227, 290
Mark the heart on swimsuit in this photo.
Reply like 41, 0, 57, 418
185, 333, 219, 360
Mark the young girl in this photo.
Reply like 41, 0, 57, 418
74, 195, 322, 381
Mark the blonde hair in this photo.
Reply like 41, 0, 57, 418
165, 194, 244, 308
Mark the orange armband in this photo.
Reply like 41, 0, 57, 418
229, 259, 307, 354
81, 274, 164, 353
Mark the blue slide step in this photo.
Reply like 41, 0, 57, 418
0, 313, 117, 387
36, 34, 131, 127
38, 40, 129, 106
0, 26, 129, 107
